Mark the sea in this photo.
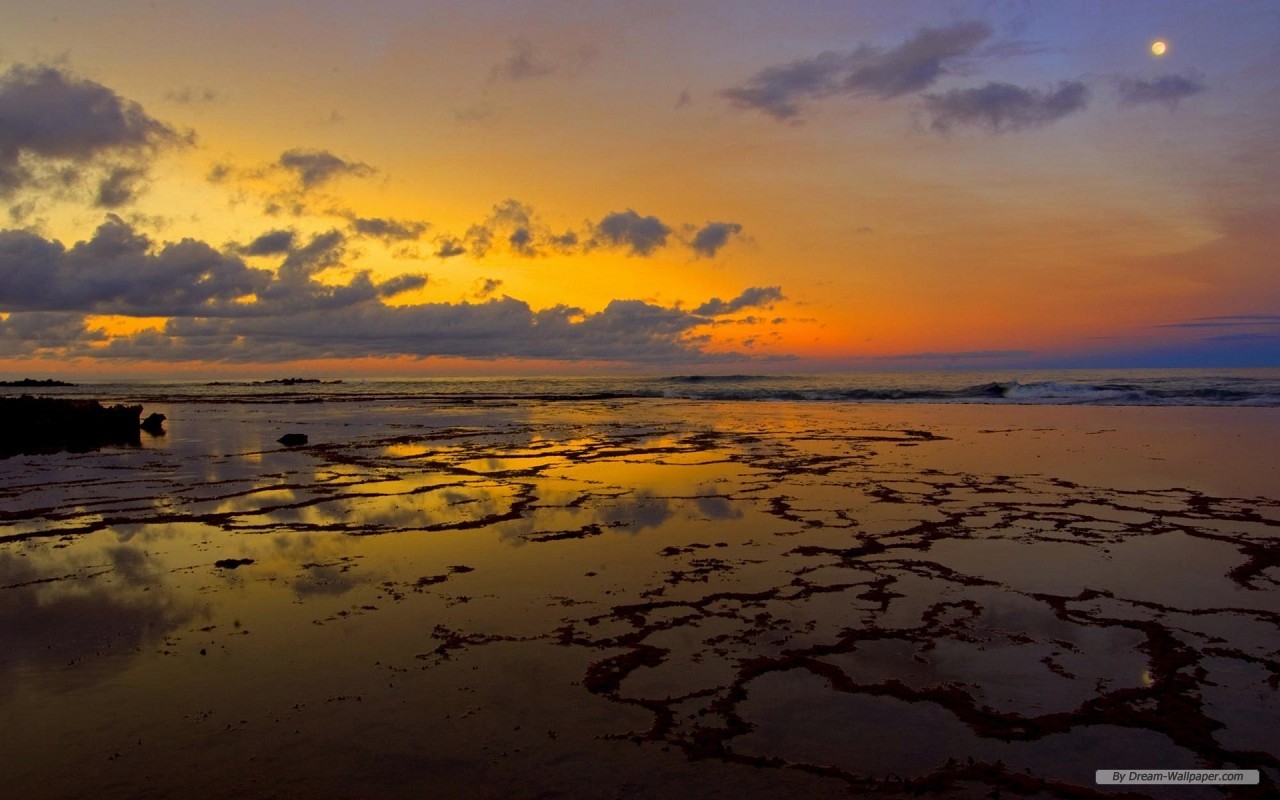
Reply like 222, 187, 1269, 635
5, 367, 1280, 406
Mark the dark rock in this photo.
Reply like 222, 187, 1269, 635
0, 396, 142, 457
140, 413, 167, 435
214, 558, 255, 569
253, 378, 343, 386
277, 433, 308, 446
0, 378, 76, 387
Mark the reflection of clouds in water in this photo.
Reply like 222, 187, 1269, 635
269, 532, 372, 598
695, 494, 742, 521
0, 551, 199, 689
600, 491, 674, 533
293, 564, 359, 598
107, 544, 160, 586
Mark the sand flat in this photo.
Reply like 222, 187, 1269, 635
1, 400, 1277, 798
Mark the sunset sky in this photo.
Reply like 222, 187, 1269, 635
0, 0, 1277, 377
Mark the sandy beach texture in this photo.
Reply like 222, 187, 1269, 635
1, 399, 1277, 799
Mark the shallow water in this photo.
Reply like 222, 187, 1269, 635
1, 400, 1277, 798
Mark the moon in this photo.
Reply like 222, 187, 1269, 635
1151, 40, 1167, 56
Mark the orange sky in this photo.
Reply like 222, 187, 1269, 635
0, 1, 1277, 376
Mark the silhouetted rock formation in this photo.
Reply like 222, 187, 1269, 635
0, 396, 143, 457
253, 378, 343, 385
277, 433, 308, 446
140, 413, 167, 435
0, 378, 76, 387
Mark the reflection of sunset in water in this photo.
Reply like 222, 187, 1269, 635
0, 399, 1277, 798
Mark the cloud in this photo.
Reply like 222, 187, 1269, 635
429, 201, 738, 261
722, 51, 848, 120
435, 199, 580, 260
722, 21, 992, 120
0, 215, 271, 315
93, 296, 718, 364
689, 221, 743, 258
843, 21, 992, 99
1116, 74, 1205, 109
434, 236, 467, 258
240, 229, 297, 256
0, 214, 784, 364
95, 165, 147, 208
347, 215, 429, 243
374, 273, 428, 298
488, 198, 536, 255
924, 81, 1088, 132
0, 311, 105, 356
491, 38, 555, 82
464, 223, 493, 258
0, 217, 428, 320
590, 209, 671, 256
277, 148, 375, 190
694, 286, 784, 316
474, 278, 503, 298
0, 63, 184, 200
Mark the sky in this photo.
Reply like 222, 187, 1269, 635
0, 0, 1277, 377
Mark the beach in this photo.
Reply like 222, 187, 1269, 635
1, 394, 1277, 799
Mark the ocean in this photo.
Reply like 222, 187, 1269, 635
2, 367, 1277, 798
8, 367, 1280, 406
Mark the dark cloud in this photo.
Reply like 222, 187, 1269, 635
491, 38, 554, 82
374, 273, 427, 297
278, 229, 346, 279
690, 221, 743, 258
464, 223, 493, 258
694, 286, 784, 316
721, 51, 848, 120
0, 64, 184, 199
0, 64, 180, 165
548, 230, 579, 251
0, 212, 786, 364
94, 165, 147, 208
348, 215, 429, 243
924, 81, 1088, 132
474, 278, 503, 298
277, 148, 375, 190
0, 311, 104, 356
434, 236, 467, 258
1116, 74, 1205, 109
0, 215, 271, 315
0, 218, 428, 320
431, 201, 736, 261
93, 296, 718, 364
590, 209, 671, 256
435, 199, 547, 259
240, 229, 297, 256
722, 22, 992, 120
509, 226, 535, 255
843, 21, 992, 98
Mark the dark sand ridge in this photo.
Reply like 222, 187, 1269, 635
0, 400, 1276, 798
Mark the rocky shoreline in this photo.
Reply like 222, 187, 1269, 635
0, 395, 153, 457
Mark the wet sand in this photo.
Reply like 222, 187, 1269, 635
1, 400, 1277, 799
